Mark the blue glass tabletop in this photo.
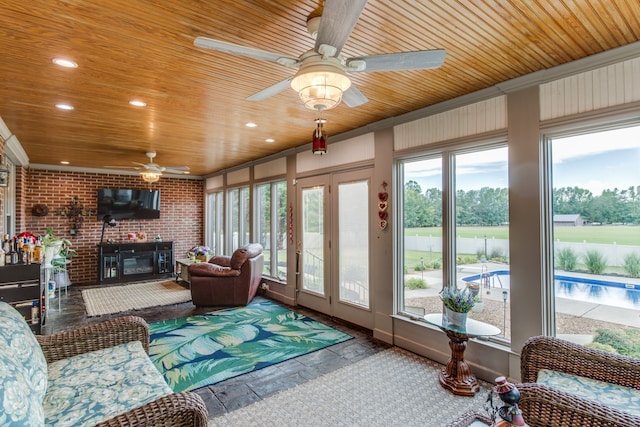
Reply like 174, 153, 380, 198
424, 313, 501, 337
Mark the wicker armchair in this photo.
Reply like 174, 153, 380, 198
37, 316, 208, 427
519, 335, 640, 427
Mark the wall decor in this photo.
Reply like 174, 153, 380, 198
378, 181, 389, 230
31, 204, 49, 217
56, 197, 93, 235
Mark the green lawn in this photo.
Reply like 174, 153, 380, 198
406, 225, 640, 246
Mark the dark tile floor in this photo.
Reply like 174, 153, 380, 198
45, 283, 392, 419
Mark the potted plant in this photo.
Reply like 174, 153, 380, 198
51, 245, 77, 289
189, 245, 212, 262
440, 285, 479, 328
42, 228, 71, 268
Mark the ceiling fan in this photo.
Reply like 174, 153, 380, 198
194, 0, 445, 111
106, 152, 190, 182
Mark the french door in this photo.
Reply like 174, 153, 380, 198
296, 169, 373, 329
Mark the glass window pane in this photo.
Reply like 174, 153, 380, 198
206, 191, 223, 255
228, 189, 239, 250
256, 183, 271, 275
454, 147, 510, 341
338, 180, 369, 308
302, 186, 324, 295
550, 126, 640, 344
240, 187, 250, 247
274, 181, 287, 280
401, 157, 443, 316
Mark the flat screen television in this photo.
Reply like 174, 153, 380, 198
97, 189, 161, 220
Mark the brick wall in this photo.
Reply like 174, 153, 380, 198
23, 169, 204, 285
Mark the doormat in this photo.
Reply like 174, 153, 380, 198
149, 297, 352, 392
82, 280, 191, 316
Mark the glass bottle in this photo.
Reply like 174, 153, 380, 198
33, 238, 43, 263
1, 234, 8, 253
20, 238, 28, 264
3, 238, 11, 265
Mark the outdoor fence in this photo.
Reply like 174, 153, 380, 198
406, 235, 640, 267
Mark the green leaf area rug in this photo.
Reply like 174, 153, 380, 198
149, 297, 352, 392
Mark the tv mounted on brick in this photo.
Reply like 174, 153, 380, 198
97, 189, 161, 220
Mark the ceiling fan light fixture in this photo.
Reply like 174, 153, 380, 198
291, 60, 351, 111
140, 171, 161, 183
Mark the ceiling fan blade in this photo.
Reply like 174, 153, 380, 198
314, 0, 367, 56
342, 86, 368, 107
163, 168, 189, 174
247, 77, 293, 101
132, 161, 148, 167
347, 49, 446, 72
105, 166, 141, 170
162, 166, 190, 171
194, 37, 299, 66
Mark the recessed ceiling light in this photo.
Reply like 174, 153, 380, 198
60, 161, 70, 165
265, 138, 275, 143
245, 122, 257, 128
52, 58, 78, 68
129, 100, 147, 107
55, 103, 74, 110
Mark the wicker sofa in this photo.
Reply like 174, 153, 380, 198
0, 301, 207, 426
518, 335, 640, 427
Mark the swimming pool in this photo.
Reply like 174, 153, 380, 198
462, 269, 640, 310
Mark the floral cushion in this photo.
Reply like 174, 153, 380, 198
538, 369, 640, 416
44, 340, 173, 427
0, 347, 45, 426
0, 301, 47, 426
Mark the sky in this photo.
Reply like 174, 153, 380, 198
405, 125, 640, 195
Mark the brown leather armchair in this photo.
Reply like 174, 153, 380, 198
188, 243, 264, 306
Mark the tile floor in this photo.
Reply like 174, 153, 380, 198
44, 284, 392, 418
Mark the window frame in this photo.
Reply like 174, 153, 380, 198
541, 117, 640, 338
395, 139, 511, 344
205, 190, 224, 256
254, 179, 287, 281
226, 185, 250, 251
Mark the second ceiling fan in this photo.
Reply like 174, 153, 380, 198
194, 0, 445, 112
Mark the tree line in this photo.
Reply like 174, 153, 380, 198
404, 181, 640, 227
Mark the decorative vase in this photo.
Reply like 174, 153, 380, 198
196, 254, 208, 262
444, 307, 468, 329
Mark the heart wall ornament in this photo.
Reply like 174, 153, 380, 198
378, 181, 389, 230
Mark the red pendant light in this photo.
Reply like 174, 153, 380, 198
312, 118, 327, 155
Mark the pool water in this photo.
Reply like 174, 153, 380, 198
462, 270, 640, 310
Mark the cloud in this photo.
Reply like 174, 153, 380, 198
552, 126, 640, 163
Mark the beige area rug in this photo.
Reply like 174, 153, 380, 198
210, 347, 492, 427
82, 280, 191, 316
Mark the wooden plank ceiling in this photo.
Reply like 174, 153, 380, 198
0, 1, 639, 177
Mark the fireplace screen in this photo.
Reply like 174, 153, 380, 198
122, 253, 154, 276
